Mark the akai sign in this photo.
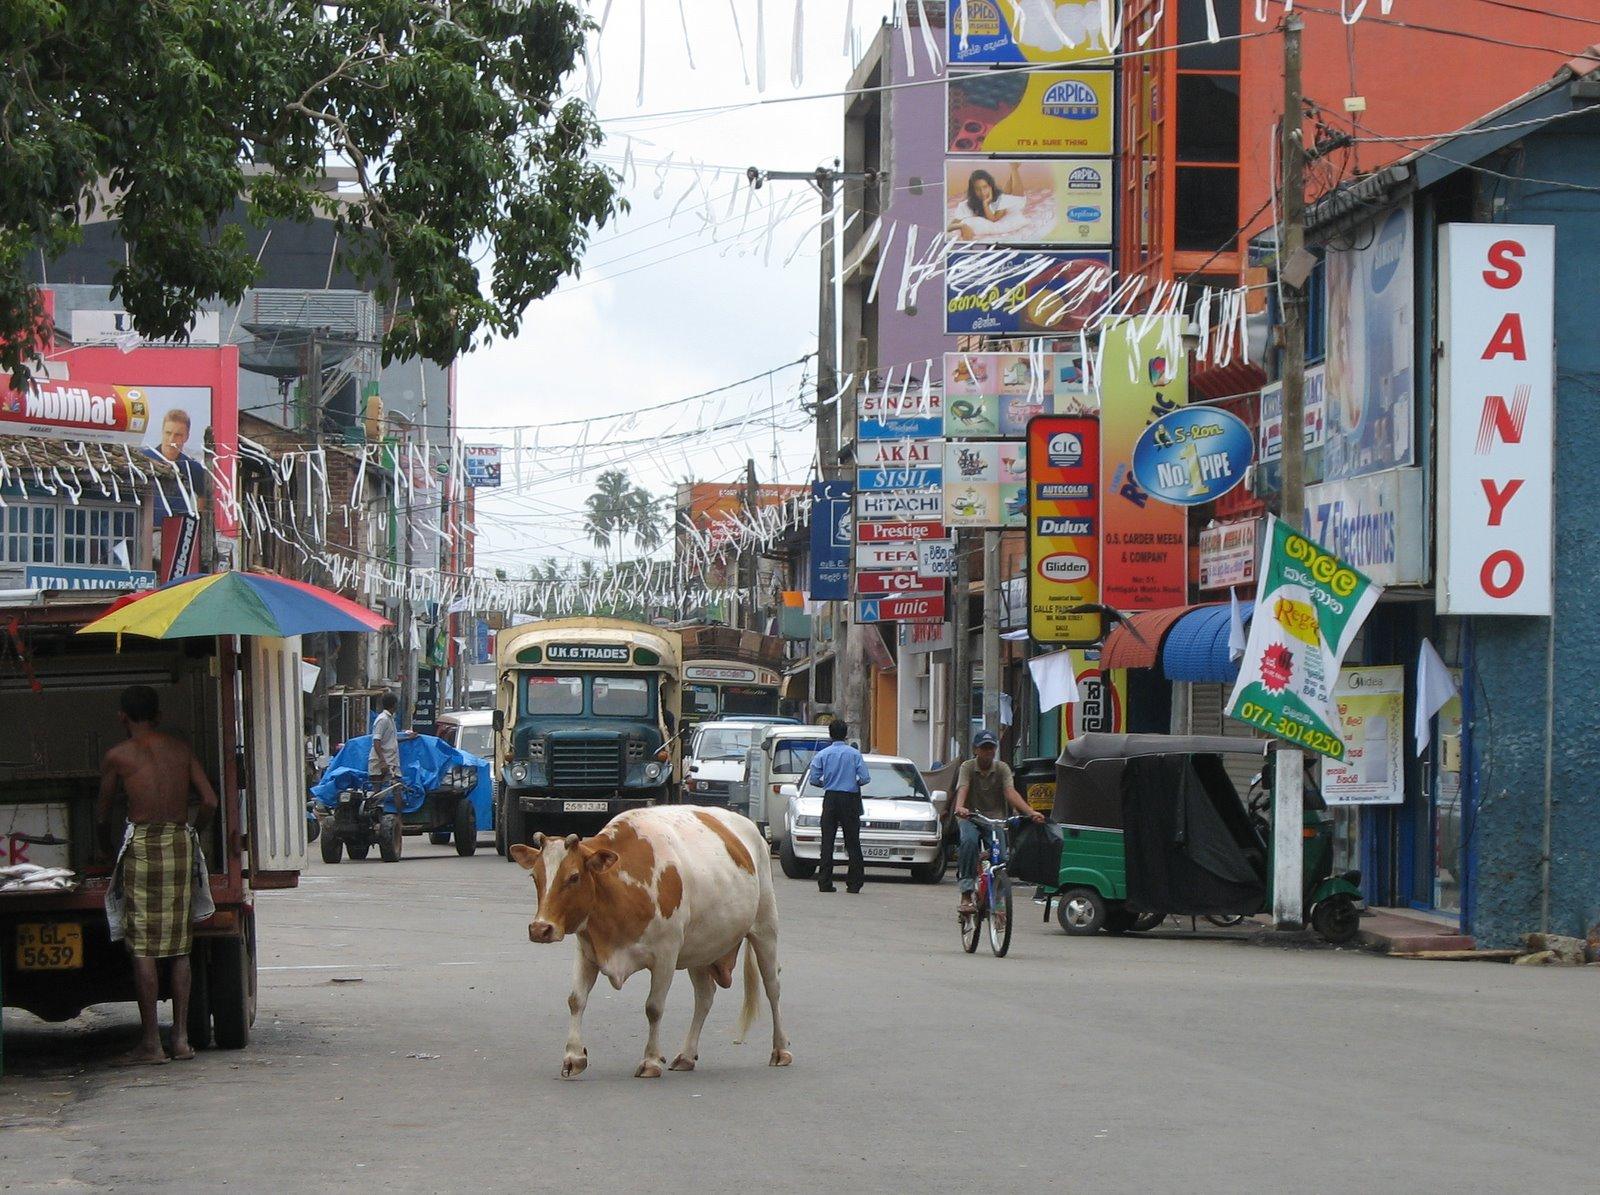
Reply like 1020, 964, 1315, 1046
1437, 224, 1554, 615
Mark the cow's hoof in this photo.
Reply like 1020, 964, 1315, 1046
561, 1051, 588, 1078
769, 1049, 793, 1067
669, 1054, 697, 1072
635, 1060, 664, 1079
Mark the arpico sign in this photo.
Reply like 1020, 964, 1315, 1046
1437, 224, 1554, 615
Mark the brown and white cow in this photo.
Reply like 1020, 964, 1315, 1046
510, 805, 791, 1079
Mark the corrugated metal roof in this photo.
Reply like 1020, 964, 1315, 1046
1162, 602, 1254, 684
1100, 606, 1192, 671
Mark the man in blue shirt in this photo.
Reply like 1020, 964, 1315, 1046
803, 720, 871, 893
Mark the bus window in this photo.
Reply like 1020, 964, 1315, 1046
685, 684, 719, 718
593, 676, 652, 718
722, 685, 778, 717
524, 675, 583, 716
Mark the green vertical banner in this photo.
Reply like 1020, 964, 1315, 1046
1226, 516, 1383, 760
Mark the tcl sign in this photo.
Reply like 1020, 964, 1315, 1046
1438, 224, 1554, 615
855, 571, 942, 597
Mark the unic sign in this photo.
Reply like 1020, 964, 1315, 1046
1438, 225, 1554, 615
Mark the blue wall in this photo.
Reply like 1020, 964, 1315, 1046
1464, 121, 1600, 947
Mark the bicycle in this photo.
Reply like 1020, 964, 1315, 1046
959, 813, 1018, 958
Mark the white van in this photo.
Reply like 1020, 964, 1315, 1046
684, 720, 774, 818
747, 724, 839, 847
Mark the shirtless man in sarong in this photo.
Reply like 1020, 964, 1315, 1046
98, 685, 219, 1065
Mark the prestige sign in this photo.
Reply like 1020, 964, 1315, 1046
1437, 224, 1554, 615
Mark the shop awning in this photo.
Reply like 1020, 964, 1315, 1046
1100, 607, 1194, 671
1162, 602, 1254, 683
781, 649, 834, 700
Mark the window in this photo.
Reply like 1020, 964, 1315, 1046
771, 738, 829, 776
592, 676, 651, 718
803, 762, 928, 801
1173, 0, 1242, 260
685, 684, 719, 717
693, 727, 758, 762
522, 675, 583, 716
722, 686, 778, 716
1175, 167, 1242, 252
62, 505, 138, 567
2, 503, 56, 564
456, 726, 493, 758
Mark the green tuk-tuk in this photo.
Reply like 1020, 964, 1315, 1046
1037, 734, 1365, 945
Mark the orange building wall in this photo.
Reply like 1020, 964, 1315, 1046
1238, 3, 1596, 243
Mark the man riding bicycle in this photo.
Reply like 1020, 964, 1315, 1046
954, 730, 1044, 916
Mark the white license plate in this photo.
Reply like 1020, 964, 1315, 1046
564, 800, 609, 813
863, 846, 894, 860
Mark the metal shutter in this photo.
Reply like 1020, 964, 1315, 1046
1189, 682, 1266, 798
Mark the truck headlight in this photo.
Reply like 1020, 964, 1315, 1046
510, 762, 529, 784
645, 762, 663, 781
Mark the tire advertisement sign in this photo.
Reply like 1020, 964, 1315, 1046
1321, 666, 1405, 805
1026, 415, 1101, 645
1226, 517, 1384, 761
947, 71, 1115, 156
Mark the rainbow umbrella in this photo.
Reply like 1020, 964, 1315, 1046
77, 571, 390, 640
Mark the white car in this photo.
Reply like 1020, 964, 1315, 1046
683, 719, 775, 818
779, 754, 949, 884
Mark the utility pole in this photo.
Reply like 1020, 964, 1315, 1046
981, 531, 1002, 741
743, 457, 759, 631
747, 162, 877, 735
951, 531, 972, 762
1275, 14, 1308, 932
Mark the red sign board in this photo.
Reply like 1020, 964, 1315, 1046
856, 593, 947, 623
0, 380, 151, 444
856, 520, 946, 543
1027, 415, 1102, 645
855, 571, 943, 597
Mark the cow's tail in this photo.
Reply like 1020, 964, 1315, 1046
734, 938, 760, 1044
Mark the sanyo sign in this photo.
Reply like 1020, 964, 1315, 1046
1437, 224, 1554, 616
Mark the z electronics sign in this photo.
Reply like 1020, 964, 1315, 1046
1437, 225, 1554, 615
1027, 416, 1101, 644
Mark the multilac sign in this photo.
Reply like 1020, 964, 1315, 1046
1437, 224, 1554, 615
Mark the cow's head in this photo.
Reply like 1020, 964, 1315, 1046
510, 833, 619, 943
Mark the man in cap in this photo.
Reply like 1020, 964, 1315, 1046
953, 729, 1043, 916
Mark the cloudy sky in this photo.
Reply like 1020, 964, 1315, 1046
458, 2, 916, 577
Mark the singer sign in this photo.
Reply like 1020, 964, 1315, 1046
1437, 225, 1554, 615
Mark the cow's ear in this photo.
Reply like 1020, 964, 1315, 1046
587, 849, 619, 874
509, 843, 541, 870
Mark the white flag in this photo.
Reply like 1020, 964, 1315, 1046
1028, 649, 1081, 713
1228, 588, 1247, 662
1414, 638, 1459, 756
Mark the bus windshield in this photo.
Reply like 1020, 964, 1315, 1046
722, 685, 779, 717
523, 675, 583, 716
593, 676, 652, 718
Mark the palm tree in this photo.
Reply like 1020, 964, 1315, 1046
627, 488, 665, 554
583, 470, 633, 559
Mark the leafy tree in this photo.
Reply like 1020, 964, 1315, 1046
582, 469, 633, 557
0, 1, 621, 380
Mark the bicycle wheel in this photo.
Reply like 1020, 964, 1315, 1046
987, 870, 1013, 957
960, 886, 984, 953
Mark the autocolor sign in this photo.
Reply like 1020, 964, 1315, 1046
1437, 224, 1554, 615
1027, 415, 1101, 644
1131, 407, 1253, 506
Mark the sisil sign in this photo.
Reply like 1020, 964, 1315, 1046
1437, 225, 1554, 615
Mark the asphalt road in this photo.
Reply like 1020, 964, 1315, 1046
3, 839, 1595, 1194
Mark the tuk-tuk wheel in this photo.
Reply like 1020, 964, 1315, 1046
1056, 887, 1107, 936
1311, 896, 1361, 945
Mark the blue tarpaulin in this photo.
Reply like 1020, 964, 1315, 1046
311, 733, 492, 825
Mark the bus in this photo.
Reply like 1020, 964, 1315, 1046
494, 617, 683, 852
680, 624, 785, 729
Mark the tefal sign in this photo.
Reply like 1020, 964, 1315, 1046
1437, 225, 1554, 616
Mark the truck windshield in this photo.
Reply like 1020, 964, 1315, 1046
772, 738, 829, 775
593, 675, 651, 718
694, 727, 757, 761
523, 675, 583, 716
723, 685, 778, 716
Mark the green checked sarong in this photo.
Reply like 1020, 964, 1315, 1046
123, 823, 194, 958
